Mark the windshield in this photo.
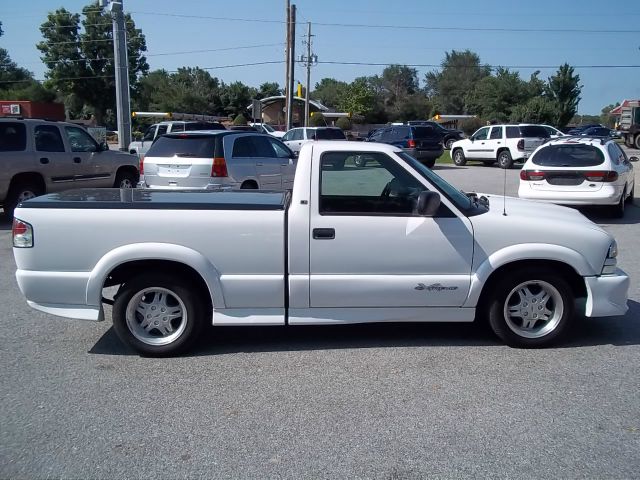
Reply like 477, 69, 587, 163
261, 124, 275, 133
316, 128, 346, 140
396, 152, 473, 211
532, 144, 605, 167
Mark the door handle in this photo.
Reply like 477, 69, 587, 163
73, 157, 81, 163
39, 157, 49, 164
313, 228, 335, 240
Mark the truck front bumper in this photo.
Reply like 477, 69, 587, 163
584, 268, 629, 317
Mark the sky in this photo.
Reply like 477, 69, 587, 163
1, 0, 639, 115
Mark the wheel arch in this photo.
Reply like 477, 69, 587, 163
87, 243, 223, 310
114, 165, 140, 184
496, 146, 511, 158
9, 172, 46, 194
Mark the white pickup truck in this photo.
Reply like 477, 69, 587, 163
12, 142, 629, 356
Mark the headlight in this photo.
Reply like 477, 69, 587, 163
602, 241, 618, 275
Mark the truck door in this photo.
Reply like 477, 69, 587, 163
304, 149, 474, 315
484, 126, 504, 159
62, 126, 112, 188
467, 127, 492, 159
33, 124, 76, 192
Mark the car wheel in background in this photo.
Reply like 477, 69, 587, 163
240, 181, 258, 189
445, 138, 455, 150
114, 170, 137, 188
611, 190, 625, 218
452, 149, 466, 166
5, 182, 42, 218
486, 268, 574, 348
497, 150, 513, 169
354, 155, 367, 168
112, 273, 205, 356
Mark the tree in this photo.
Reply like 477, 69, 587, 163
510, 97, 558, 124
311, 78, 347, 108
425, 50, 491, 114
381, 64, 419, 103
465, 68, 532, 122
337, 77, 375, 117
37, 2, 148, 124
233, 113, 247, 125
600, 102, 619, 128
219, 81, 256, 117
547, 63, 582, 128
309, 112, 326, 127
335, 116, 351, 130
256, 82, 281, 99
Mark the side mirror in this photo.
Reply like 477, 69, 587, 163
292, 150, 299, 158
629, 156, 639, 162
470, 136, 475, 142
415, 191, 441, 216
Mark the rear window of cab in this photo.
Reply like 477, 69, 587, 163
532, 144, 605, 167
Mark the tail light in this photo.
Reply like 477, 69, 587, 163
407, 139, 416, 148
520, 170, 545, 181
517, 139, 525, 151
139, 154, 144, 175
12, 218, 33, 248
211, 157, 228, 177
584, 171, 618, 182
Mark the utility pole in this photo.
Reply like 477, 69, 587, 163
283, 0, 290, 130
300, 22, 317, 127
106, 0, 131, 151
286, 4, 296, 130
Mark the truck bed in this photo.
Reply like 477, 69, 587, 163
19, 188, 288, 211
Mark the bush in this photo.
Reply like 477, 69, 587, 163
233, 114, 247, 126
309, 113, 326, 127
335, 117, 351, 130
458, 117, 484, 135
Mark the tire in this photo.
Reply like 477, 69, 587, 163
625, 183, 634, 204
445, 138, 455, 150
497, 150, 513, 169
112, 273, 206, 356
423, 158, 436, 169
5, 182, 42, 218
635, 134, 640, 150
114, 170, 137, 189
452, 149, 466, 166
611, 189, 625, 218
240, 181, 258, 189
486, 268, 574, 348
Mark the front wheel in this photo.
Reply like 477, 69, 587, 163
114, 170, 137, 188
112, 273, 206, 356
486, 269, 574, 348
445, 138, 455, 150
452, 149, 466, 166
635, 134, 640, 150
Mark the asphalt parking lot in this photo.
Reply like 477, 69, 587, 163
1, 158, 639, 478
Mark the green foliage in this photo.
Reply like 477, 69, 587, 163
509, 97, 558, 125
335, 116, 351, 130
600, 103, 619, 128
256, 82, 281, 99
309, 112, 326, 127
337, 77, 375, 117
425, 50, 491, 114
465, 68, 533, 121
458, 117, 484, 135
547, 63, 582, 128
311, 78, 348, 108
37, 2, 148, 124
220, 81, 256, 117
233, 113, 247, 125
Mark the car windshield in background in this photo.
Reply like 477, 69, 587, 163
146, 135, 216, 158
532, 145, 605, 167
397, 152, 473, 211
518, 126, 550, 138
0, 122, 27, 151
412, 126, 439, 138
262, 124, 275, 132
316, 129, 346, 140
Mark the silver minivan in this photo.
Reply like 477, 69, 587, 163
140, 131, 296, 190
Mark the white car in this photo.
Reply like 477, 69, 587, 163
451, 124, 549, 168
518, 137, 636, 217
249, 122, 285, 138
282, 127, 346, 153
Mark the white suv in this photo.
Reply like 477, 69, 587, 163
451, 124, 549, 169
518, 137, 636, 217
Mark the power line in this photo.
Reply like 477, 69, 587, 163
168, 60, 285, 72
313, 60, 640, 69
129, 11, 285, 24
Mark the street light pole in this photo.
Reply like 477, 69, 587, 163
286, 4, 296, 130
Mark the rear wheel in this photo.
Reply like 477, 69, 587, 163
452, 149, 466, 166
5, 182, 42, 218
625, 183, 634, 204
114, 170, 137, 188
635, 134, 640, 150
611, 189, 626, 218
445, 138, 455, 150
486, 269, 574, 348
112, 273, 206, 356
240, 180, 258, 189
497, 150, 513, 169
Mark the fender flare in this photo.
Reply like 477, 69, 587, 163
464, 243, 594, 307
85, 243, 224, 308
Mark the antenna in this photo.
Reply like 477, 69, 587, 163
502, 165, 508, 216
